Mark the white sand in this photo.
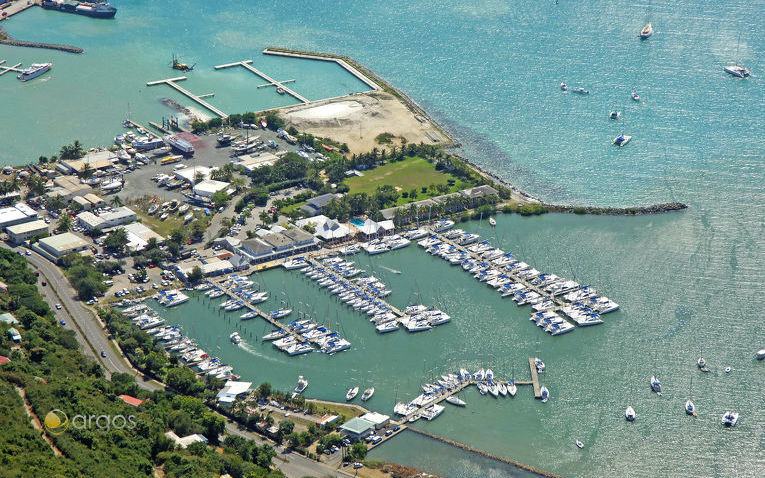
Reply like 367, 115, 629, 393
289, 100, 364, 121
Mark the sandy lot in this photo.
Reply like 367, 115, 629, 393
281, 92, 448, 154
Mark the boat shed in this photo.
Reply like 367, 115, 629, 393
34, 232, 90, 262
57, 150, 118, 175
6, 219, 48, 244
216, 380, 252, 406
360, 412, 390, 430
338, 417, 375, 442
193, 179, 230, 198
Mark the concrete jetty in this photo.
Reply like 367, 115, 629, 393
529, 357, 542, 398
146, 76, 228, 118
0, 60, 23, 76
262, 47, 381, 91
214, 60, 310, 104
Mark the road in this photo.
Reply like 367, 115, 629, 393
22, 248, 162, 391
17, 247, 351, 478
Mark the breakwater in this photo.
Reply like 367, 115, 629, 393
0, 22, 82, 53
405, 427, 560, 478
547, 202, 689, 216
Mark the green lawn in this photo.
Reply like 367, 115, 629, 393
346, 155, 473, 206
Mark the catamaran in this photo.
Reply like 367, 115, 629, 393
613, 134, 632, 147
721, 411, 739, 427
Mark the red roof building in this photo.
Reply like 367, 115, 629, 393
118, 394, 145, 407
0, 355, 10, 366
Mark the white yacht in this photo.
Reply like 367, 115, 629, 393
757, 349, 765, 360
631, 91, 640, 102
292, 375, 308, 398
639, 22, 653, 39
240, 311, 257, 320
721, 411, 739, 427
650, 375, 662, 395
361, 387, 375, 401
685, 399, 696, 416
432, 219, 455, 232
445, 395, 466, 407
262, 329, 287, 341
576, 440, 584, 449
421, 404, 445, 421
270, 308, 292, 319
609, 111, 621, 120
625, 406, 636, 421
560, 82, 567, 91
507, 381, 517, 397
534, 358, 545, 372
612, 134, 632, 147
697, 357, 709, 372
283, 258, 309, 270
498, 382, 508, 396
540, 386, 550, 403
475, 368, 486, 381
346, 386, 359, 401
485, 369, 494, 380
229, 332, 241, 344
488, 382, 499, 398
489, 217, 496, 226
17, 62, 53, 82
724, 65, 750, 78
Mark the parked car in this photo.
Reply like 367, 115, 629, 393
55, 303, 62, 310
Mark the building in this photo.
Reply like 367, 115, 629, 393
234, 152, 278, 173
7, 327, 21, 342
338, 417, 375, 442
239, 238, 274, 262
83, 193, 105, 208
360, 412, 390, 430
0, 281, 7, 294
296, 215, 351, 243
355, 218, 395, 240
35, 232, 90, 261
0, 356, 10, 366
317, 414, 339, 428
6, 219, 49, 244
460, 184, 499, 200
46, 176, 92, 201
174, 166, 212, 184
121, 222, 165, 252
117, 395, 145, 407
216, 380, 252, 406
175, 258, 234, 280
300, 193, 342, 217
57, 150, 118, 175
71, 195, 93, 211
164, 431, 208, 449
0, 313, 19, 325
238, 228, 319, 263
76, 206, 137, 231
0, 203, 38, 229
193, 179, 230, 198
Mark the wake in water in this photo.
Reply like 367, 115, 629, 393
381, 265, 402, 274
238, 340, 284, 364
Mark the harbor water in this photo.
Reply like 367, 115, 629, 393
2, 1, 763, 477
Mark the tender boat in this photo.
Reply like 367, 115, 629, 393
757, 349, 765, 360
489, 217, 497, 226
612, 134, 632, 147
685, 399, 696, 416
724, 65, 750, 78
631, 91, 640, 102
724, 366, 732, 373
534, 358, 545, 372
609, 111, 621, 120
576, 440, 584, 449
697, 357, 709, 372
346, 386, 359, 401
229, 332, 241, 344
292, 375, 308, 398
625, 406, 636, 421
540, 386, 550, 403
639, 22, 653, 39
650, 375, 662, 395
721, 411, 739, 427
361, 387, 375, 401
445, 396, 466, 407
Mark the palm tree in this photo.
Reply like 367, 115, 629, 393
110, 195, 124, 207
57, 215, 71, 233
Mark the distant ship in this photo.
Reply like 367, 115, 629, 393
17, 63, 52, 82
42, 1, 117, 19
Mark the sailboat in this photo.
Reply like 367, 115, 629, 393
724, 33, 751, 78
625, 406, 636, 421
345, 386, 359, 401
361, 387, 375, 401
685, 378, 697, 416
540, 385, 550, 403
697, 355, 709, 372
489, 217, 497, 227
650, 375, 662, 395
639, 22, 653, 39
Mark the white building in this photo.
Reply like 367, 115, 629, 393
35, 232, 90, 262
0, 203, 38, 229
164, 431, 208, 449
360, 412, 390, 430
174, 166, 213, 184
192, 179, 230, 198
120, 222, 165, 252
77, 206, 137, 231
6, 219, 48, 244
216, 380, 252, 406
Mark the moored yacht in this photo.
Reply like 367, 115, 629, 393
229, 332, 241, 344
445, 395, 466, 407
613, 134, 632, 147
721, 411, 739, 427
346, 386, 359, 401
609, 111, 621, 120
685, 399, 696, 416
540, 386, 550, 403
361, 387, 375, 401
292, 375, 308, 398
697, 356, 709, 372
507, 380, 517, 397
17, 62, 53, 82
639, 22, 653, 39
625, 406, 636, 421
724, 65, 750, 78
650, 375, 662, 395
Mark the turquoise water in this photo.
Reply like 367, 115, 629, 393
4, 1, 764, 476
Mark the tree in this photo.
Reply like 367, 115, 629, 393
45, 194, 66, 212
59, 140, 85, 160
103, 228, 129, 254
25, 175, 46, 197
187, 265, 203, 283
56, 215, 71, 233
255, 382, 272, 399
80, 163, 93, 179
166, 366, 204, 395
201, 412, 225, 445
349, 442, 367, 460
170, 229, 186, 245
133, 269, 148, 283
273, 153, 308, 180
211, 190, 229, 208
166, 240, 181, 257
194, 171, 205, 184
38, 155, 49, 164
109, 195, 124, 207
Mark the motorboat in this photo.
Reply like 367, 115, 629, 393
240, 311, 257, 320
534, 358, 545, 372
576, 440, 584, 449
757, 349, 765, 360
612, 134, 632, 147
292, 375, 308, 398
560, 82, 567, 91
625, 406, 636, 421
262, 329, 287, 341
571, 87, 589, 95
721, 411, 739, 427
631, 91, 640, 102
540, 386, 550, 403
609, 111, 621, 120
17, 62, 53, 82
485, 369, 494, 380
639, 22, 653, 39
445, 396, 466, 407
361, 387, 375, 401
685, 399, 696, 416
229, 332, 241, 344
650, 375, 662, 395
724, 366, 732, 373
697, 357, 709, 372
489, 217, 496, 226
724, 65, 751, 78
346, 386, 359, 401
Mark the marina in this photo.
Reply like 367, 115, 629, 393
214, 60, 310, 104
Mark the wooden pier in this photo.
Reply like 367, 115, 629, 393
528, 357, 542, 398
214, 60, 310, 104
146, 76, 228, 118
0, 60, 23, 76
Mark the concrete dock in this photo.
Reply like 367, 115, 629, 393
215, 60, 310, 104
262, 47, 382, 91
0, 60, 23, 76
146, 76, 228, 118
529, 357, 542, 398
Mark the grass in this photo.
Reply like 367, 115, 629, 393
346, 155, 462, 197
308, 400, 364, 420
280, 201, 306, 216
134, 207, 212, 238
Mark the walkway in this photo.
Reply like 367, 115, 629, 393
215, 60, 310, 104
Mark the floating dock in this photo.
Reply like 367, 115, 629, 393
262, 47, 382, 91
214, 60, 310, 104
0, 60, 23, 76
146, 76, 228, 118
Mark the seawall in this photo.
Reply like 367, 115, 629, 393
0, 16, 83, 53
